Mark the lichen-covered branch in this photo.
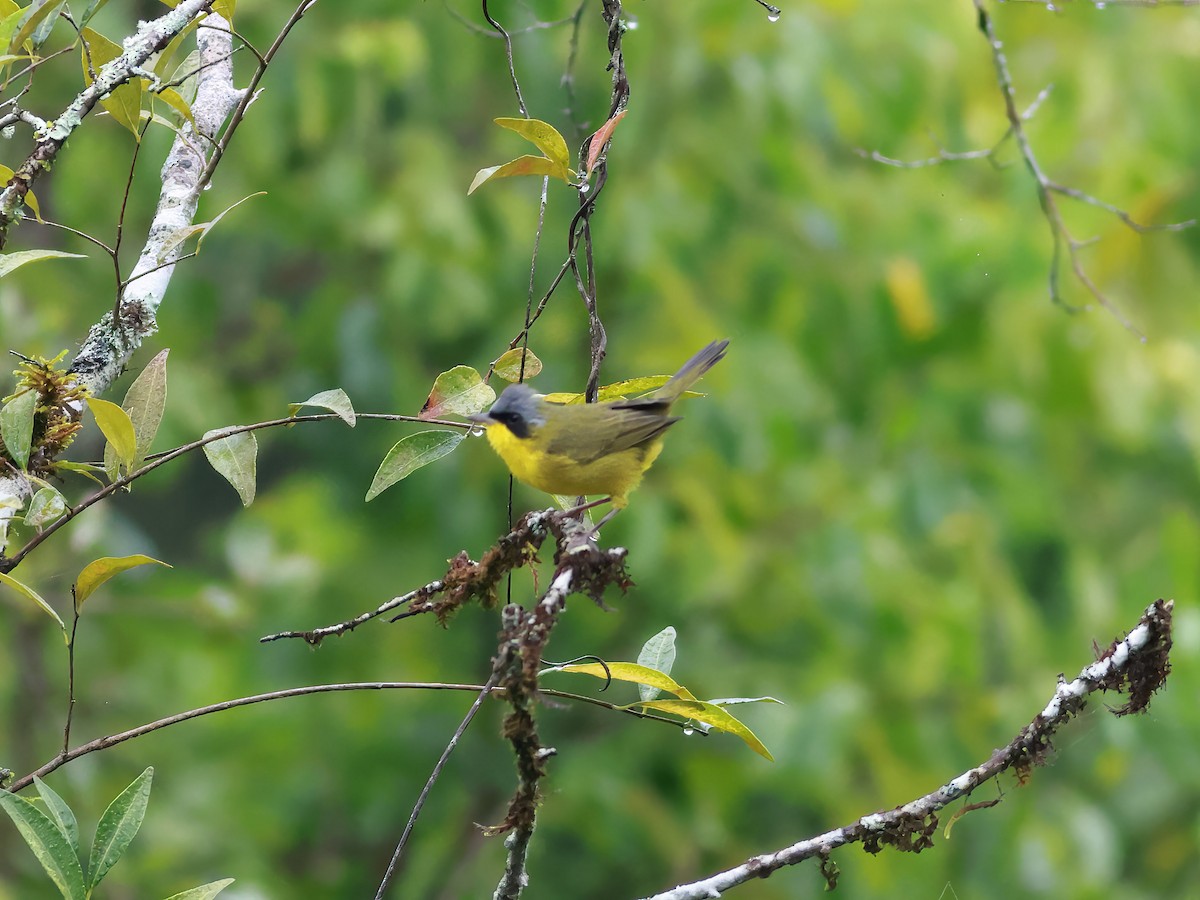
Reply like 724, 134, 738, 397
71, 14, 243, 396
641, 599, 1173, 900
0, 0, 216, 249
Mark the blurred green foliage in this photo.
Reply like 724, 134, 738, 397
2, 0, 1199, 897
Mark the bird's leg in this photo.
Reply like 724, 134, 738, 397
562, 496, 611, 518
556, 497, 617, 550
587, 506, 621, 540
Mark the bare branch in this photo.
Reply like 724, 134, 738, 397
482, 0, 529, 117
375, 673, 501, 900
71, 13, 243, 396
0, 0, 217, 247
640, 599, 1173, 899
1, 413, 470, 576
9, 681, 495, 793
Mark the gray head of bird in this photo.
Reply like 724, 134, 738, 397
468, 384, 546, 438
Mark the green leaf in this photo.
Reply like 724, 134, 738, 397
0, 249, 86, 279
212, 0, 235, 19
88, 767, 153, 891
79, 0, 111, 27
151, 20, 196, 79
0, 4, 23, 51
156, 193, 265, 262
494, 117, 570, 171
103, 350, 168, 480
633, 699, 775, 761
0, 790, 86, 900
33, 777, 79, 853
468, 155, 572, 195
492, 348, 543, 383
288, 388, 356, 426
554, 661, 697, 702
162, 879, 236, 900
707, 696, 785, 707
87, 398, 137, 478
155, 87, 196, 129
366, 431, 463, 501
636, 626, 677, 702
29, 0, 67, 48
53, 461, 105, 485
75, 554, 171, 612
166, 48, 200, 106
162, 879, 235, 900
419, 366, 495, 419
11, 0, 64, 53
0, 571, 67, 641
80, 28, 144, 138
202, 430, 257, 507
1, 387, 37, 470
542, 377, 703, 406
24, 486, 67, 527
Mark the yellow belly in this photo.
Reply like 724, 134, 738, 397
484, 424, 663, 508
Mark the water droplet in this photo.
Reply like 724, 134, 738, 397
766, 6, 782, 22
682, 727, 694, 737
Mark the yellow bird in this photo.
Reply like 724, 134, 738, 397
469, 340, 729, 520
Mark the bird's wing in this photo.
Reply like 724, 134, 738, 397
541, 402, 680, 464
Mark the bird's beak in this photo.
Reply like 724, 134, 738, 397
467, 412, 493, 425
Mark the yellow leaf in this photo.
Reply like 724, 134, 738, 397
492, 348, 543, 382
885, 256, 936, 339
468, 155, 571, 195
75, 554, 171, 610
494, 117, 570, 171
0, 571, 67, 641
81, 27, 144, 138
556, 662, 698, 701
86, 397, 137, 474
634, 699, 775, 761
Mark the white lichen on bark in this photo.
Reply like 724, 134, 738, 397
72, 14, 244, 396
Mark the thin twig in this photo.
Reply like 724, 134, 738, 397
61, 599, 81, 754
110, 119, 153, 315
375, 672, 501, 900
481, 0, 529, 116
0, 0, 217, 247
198, 0, 322, 191
10, 682, 497, 793
860, 3, 1194, 337
970, 0, 1192, 336
1, 413, 471, 576
10, 678, 692, 796
443, 0, 575, 37
258, 576, 448, 643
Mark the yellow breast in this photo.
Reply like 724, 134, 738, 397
483, 423, 662, 508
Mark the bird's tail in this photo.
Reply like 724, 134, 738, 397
654, 339, 730, 401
